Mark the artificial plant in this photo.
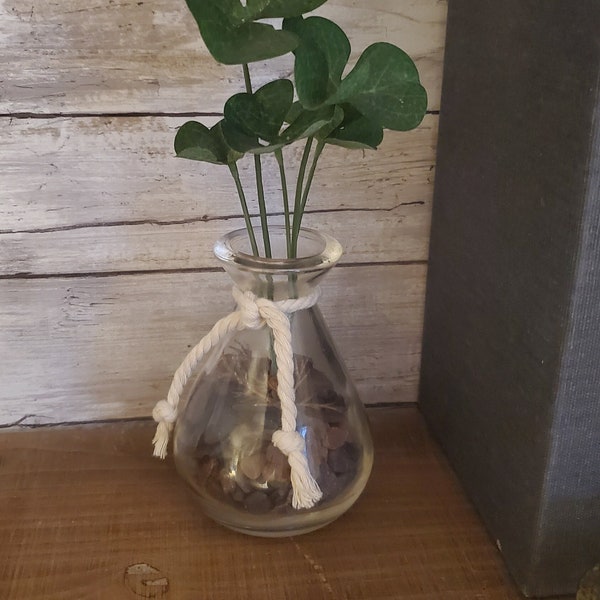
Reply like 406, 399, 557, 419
174, 0, 428, 258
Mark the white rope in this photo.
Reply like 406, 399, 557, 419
152, 285, 323, 509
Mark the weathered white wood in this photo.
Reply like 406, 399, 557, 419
0, 205, 430, 276
0, 0, 447, 114
0, 115, 437, 274
0, 264, 425, 426
0, 115, 437, 228
0, 0, 444, 420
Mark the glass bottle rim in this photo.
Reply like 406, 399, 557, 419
214, 226, 343, 274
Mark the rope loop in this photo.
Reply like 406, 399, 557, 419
232, 288, 263, 329
152, 399, 178, 424
151, 285, 323, 509
272, 429, 306, 456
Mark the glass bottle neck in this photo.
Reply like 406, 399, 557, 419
214, 227, 342, 301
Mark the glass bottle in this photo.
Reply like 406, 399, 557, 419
172, 226, 374, 537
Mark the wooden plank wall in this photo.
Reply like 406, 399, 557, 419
0, 0, 447, 426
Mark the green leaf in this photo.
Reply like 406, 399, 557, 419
280, 105, 338, 142
222, 121, 287, 155
185, 0, 298, 64
326, 104, 383, 149
237, 0, 271, 21
175, 120, 242, 165
283, 16, 350, 109
259, 0, 329, 18
315, 105, 344, 141
224, 79, 293, 142
221, 119, 259, 154
327, 42, 428, 131
285, 101, 304, 124
248, 141, 288, 155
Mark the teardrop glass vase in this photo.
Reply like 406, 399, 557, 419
172, 227, 374, 537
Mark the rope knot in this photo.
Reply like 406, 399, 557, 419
152, 399, 178, 424
151, 284, 323, 508
233, 288, 264, 330
272, 430, 306, 456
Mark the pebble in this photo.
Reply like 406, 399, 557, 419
262, 444, 290, 483
244, 491, 272, 514
192, 354, 363, 515
269, 483, 293, 508
232, 486, 246, 503
328, 443, 358, 474
240, 453, 265, 480
325, 425, 349, 449
317, 463, 343, 501
196, 456, 217, 486
306, 428, 325, 475
219, 470, 237, 495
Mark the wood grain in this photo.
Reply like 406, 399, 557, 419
0, 0, 444, 421
0, 0, 447, 114
0, 264, 426, 426
0, 115, 437, 275
0, 406, 560, 600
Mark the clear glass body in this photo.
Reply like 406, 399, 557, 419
173, 227, 374, 537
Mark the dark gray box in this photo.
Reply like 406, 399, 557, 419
418, 1, 600, 596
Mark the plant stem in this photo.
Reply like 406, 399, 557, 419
253, 155, 271, 257
274, 148, 292, 257
298, 139, 325, 219
242, 62, 252, 93
243, 63, 271, 258
228, 162, 259, 256
291, 137, 325, 256
291, 136, 314, 258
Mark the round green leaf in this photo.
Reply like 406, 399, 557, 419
174, 121, 226, 164
328, 42, 428, 131
224, 79, 293, 142
175, 120, 243, 165
186, 0, 298, 64
259, 0, 329, 18
207, 21, 298, 65
326, 104, 383, 149
280, 105, 338, 142
221, 119, 259, 153
315, 105, 344, 141
283, 16, 350, 109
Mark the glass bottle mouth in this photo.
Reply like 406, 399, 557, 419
214, 226, 343, 275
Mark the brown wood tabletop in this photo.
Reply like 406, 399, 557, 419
0, 406, 574, 600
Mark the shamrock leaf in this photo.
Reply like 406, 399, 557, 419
327, 42, 428, 131
185, 0, 298, 64
326, 104, 383, 149
283, 16, 350, 109
280, 104, 341, 142
220, 119, 260, 154
259, 0, 329, 18
175, 120, 242, 165
224, 79, 294, 142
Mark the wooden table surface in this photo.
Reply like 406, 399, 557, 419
0, 407, 573, 600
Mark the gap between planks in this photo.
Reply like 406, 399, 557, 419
0, 259, 428, 280
0, 402, 418, 431
0, 203, 426, 236
0, 110, 441, 120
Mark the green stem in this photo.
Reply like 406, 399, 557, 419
291, 138, 325, 256
299, 139, 325, 219
228, 162, 259, 256
291, 136, 314, 258
242, 62, 252, 94
253, 154, 271, 257
243, 63, 271, 258
275, 148, 292, 257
